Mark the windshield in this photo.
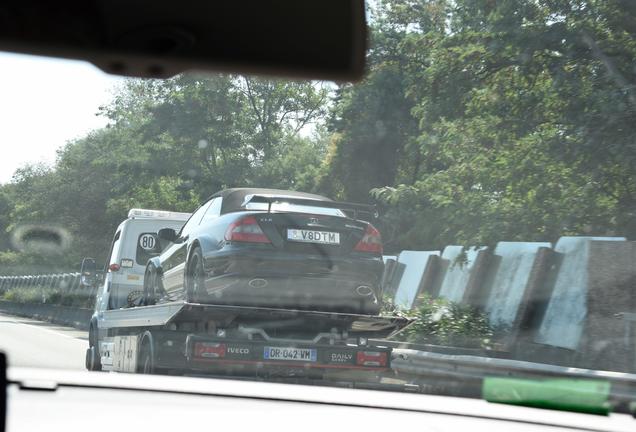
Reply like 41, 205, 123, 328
0, 0, 635, 415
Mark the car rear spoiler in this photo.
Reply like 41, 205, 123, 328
242, 194, 378, 219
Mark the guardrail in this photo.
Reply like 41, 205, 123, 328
391, 348, 636, 396
0, 272, 96, 329
0, 272, 97, 307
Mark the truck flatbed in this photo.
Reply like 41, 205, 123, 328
99, 301, 410, 338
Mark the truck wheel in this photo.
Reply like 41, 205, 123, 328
85, 346, 101, 371
86, 324, 102, 371
138, 338, 155, 374
186, 246, 205, 303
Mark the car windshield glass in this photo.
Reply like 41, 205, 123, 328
0, 0, 635, 415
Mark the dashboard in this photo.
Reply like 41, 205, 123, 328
6, 367, 635, 432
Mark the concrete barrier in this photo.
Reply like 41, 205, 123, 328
0, 300, 91, 330
482, 242, 551, 328
382, 236, 636, 372
536, 236, 626, 350
581, 241, 636, 372
391, 250, 440, 308
437, 246, 487, 303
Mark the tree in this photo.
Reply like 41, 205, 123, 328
370, 0, 636, 248
319, 8, 420, 202
0, 73, 334, 272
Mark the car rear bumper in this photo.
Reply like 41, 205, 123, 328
200, 250, 383, 314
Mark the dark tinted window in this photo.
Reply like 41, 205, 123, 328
135, 232, 161, 265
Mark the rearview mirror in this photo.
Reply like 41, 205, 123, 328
158, 228, 178, 243
0, 0, 366, 81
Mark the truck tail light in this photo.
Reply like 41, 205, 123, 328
354, 224, 383, 254
194, 342, 226, 359
108, 263, 120, 272
356, 351, 388, 367
225, 216, 271, 243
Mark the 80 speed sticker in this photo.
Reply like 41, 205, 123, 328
139, 234, 157, 251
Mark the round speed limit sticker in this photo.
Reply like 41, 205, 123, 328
139, 234, 157, 251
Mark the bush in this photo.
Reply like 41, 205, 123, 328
1, 285, 94, 308
388, 295, 494, 349
2, 287, 43, 303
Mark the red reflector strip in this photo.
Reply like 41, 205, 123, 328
356, 351, 388, 367
194, 342, 226, 359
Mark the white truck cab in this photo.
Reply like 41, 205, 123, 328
95, 209, 191, 313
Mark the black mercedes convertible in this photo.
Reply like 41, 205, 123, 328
144, 188, 384, 314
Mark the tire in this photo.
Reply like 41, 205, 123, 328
143, 265, 158, 306
85, 346, 101, 371
185, 246, 205, 303
86, 323, 102, 371
137, 337, 155, 374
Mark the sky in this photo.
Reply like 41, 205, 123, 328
0, 52, 127, 184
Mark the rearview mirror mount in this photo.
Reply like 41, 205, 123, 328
0, 0, 367, 81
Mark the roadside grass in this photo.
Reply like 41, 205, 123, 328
1, 286, 93, 308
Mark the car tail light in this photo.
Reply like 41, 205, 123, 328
194, 342, 226, 359
224, 216, 271, 243
354, 224, 383, 254
108, 263, 120, 272
356, 351, 388, 367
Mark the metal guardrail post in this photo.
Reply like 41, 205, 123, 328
72, 273, 81, 293
37, 274, 45, 303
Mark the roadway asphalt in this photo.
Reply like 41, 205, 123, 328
0, 311, 87, 370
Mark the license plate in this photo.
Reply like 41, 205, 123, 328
287, 229, 340, 245
264, 346, 317, 362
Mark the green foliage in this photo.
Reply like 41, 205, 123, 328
393, 295, 494, 349
358, 0, 636, 249
1, 286, 94, 308
320, 54, 419, 201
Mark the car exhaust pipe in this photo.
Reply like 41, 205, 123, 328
355, 285, 374, 296
248, 278, 268, 289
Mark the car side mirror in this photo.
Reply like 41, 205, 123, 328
158, 228, 178, 243
80, 257, 97, 287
